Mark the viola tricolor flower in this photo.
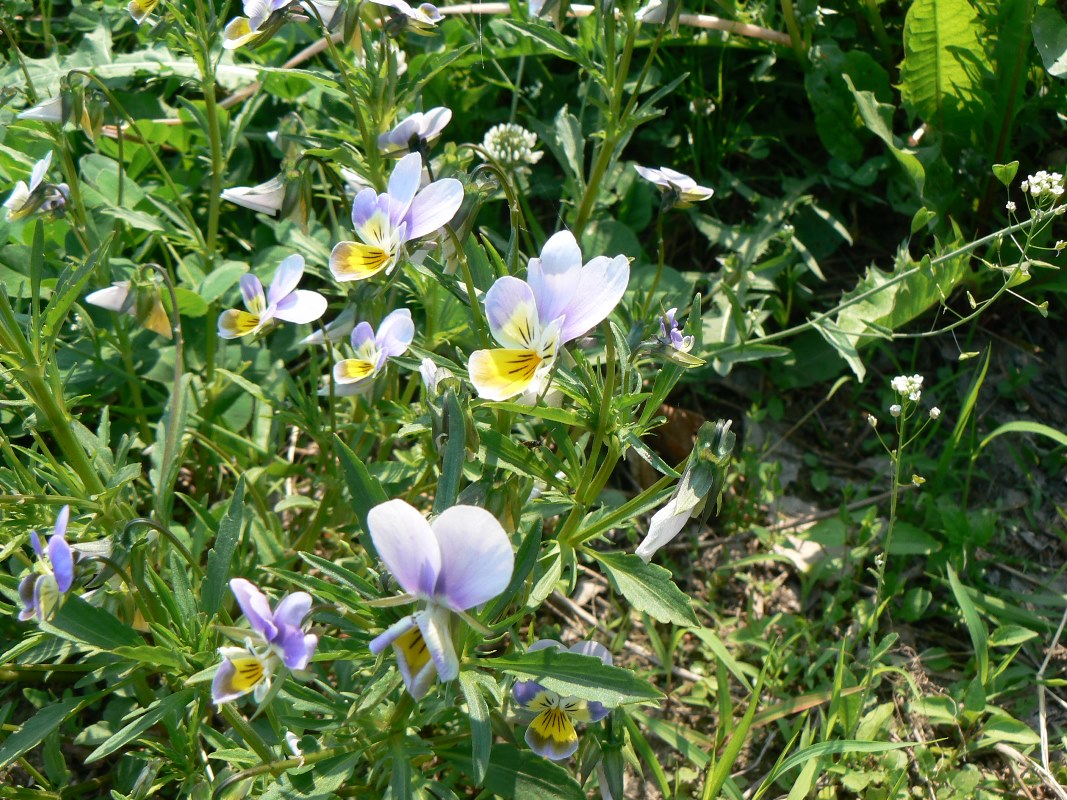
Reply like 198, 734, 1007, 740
127, 0, 161, 23
328, 308, 414, 395
4, 152, 70, 222
212, 578, 318, 705
513, 640, 612, 760
468, 231, 629, 402
330, 152, 463, 282
368, 500, 514, 700
658, 307, 693, 352
218, 254, 327, 339
369, 0, 443, 34
221, 175, 287, 216
634, 165, 713, 209
85, 280, 173, 339
379, 107, 452, 155
18, 506, 75, 622
223, 0, 291, 49
16, 96, 66, 124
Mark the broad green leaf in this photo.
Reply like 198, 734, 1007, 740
988, 625, 1038, 648
899, 0, 991, 131
43, 594, 141, 650
458, 671, 492, 785
203, 477, 246, 618
593, 552, 699, 626
843, 76, 925, 196
1033, 6, 1067, 78
992, 162, 1020, 188
487, 649, 661, 706
0, 698, 81, 770
334, 437, 388, 548
440, 743, 584, 800
86, 688, 194, 762
978, 715, 1040, 747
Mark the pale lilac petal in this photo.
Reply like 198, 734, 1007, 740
634, 495, 690, 562
513, 679, 548, 707
370, 613, 418, 655
379, 114, 422, 150
49, 535, 74, 594
350, 321, 375, 350
375, 308, 414, 357
634, 165, 667, 188
417, 603, 458, 682
484, 277, 539, 349
556, 254, 629, 343
267, 254, 304, 306
30, 530, 44, 557
368, 499, 442, 598
300, 306, 356, 345
387, 153, 423, 224
403, 179, 463, 241
272, 592, 312, 631
211, 660, 245, 704
351, 188, 379, 229
85, 283, 132, 312
569, 640, 612, 666
230, 578, 279, 640
586, 701, 610, 722
30, 153, 53, 192
240, 274, 266, 314
430, 505, 514, 611
18, 575, 38, 621
528, 231, 582, 323
273, 290, 327, 324
278, 627, 318, 670
420, 107, 452, 140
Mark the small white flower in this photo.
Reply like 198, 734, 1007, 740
1023, 170, 1065, 200
889, 404, 902, 418
891, 374, 923, 402
481, 123, 544, 171
17, 95, 66, 123
1005, 201, 1016, 213
867, 414, 877, 429
929, 407, 941, 419
635, 165, 714, 208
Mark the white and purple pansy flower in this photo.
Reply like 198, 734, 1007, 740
220, 175, 287, 216
379, 107, 452, 155
634, 165, 714, 209
369, 0, 443, 33
368, 499, 514, 700
513, 640, 613, 760
4, 152, 70, 222
327, 308, 414, 395
467, 231, 630, 402
223, 0, 291, 48
212, 578, 319, 705
18, 506, 75, 622
330, 152, 463, 282
658, 307, 693, 352
218, 254, 327, 339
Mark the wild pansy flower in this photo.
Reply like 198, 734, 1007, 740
634, 165, 713, 209
127, 0, 161, 23
379, 107, 451, 156
368, 499, 514, 700
467, 231, 629, 402
658, 308, 693, 352
218, 254, 327, 339
223, 0, 330, 49
17, 95, 67, 124
330, 308, 414, 393
18, 506, 75, 622
636, 420, 735, 562
212, 578, 318, 705
301, 305, 357, 346
370, 0, 443, 34
513, 640, 612, 760
329, 152, 463, 282
4, 152, 70, 222
86, 280, 173, 339
221, 175, 287, 216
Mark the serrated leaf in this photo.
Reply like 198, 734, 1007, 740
487, 649, 661, 706
593, 551, 699, 626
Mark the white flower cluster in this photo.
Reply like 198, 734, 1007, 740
891, 374, 923, 402
481, 123, 543, 171
1020, 170, 1064, 199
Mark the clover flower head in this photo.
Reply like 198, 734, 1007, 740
223, 0, 293, 49
1023, 170, 1064, 200
513, 640, 612, 760
379, 107, 452, 155
368, 500, 514, 699
18, 506, 75, 622
127, 0, 161, 23
85, 280, 173, 339
481, 123, 544, 171
16, 95, 67, 124
218, 254, 327, 339
370, 0, 442, 34
634, 165, 713, 209
658, 307, 693, 352
4, 152, 70, 222
211, 578, 318, 705
328, 308, 414, 394
330, 152, 463, 282
468, 231, 629, 402
221, 175, 288, 216
890, 374, 923, 402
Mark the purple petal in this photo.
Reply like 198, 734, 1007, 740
484, 277, 540, 350
211, 659, 244, 705
367, 499, 442, 598
370, 613, 418, 655
404, 178, 463, 242
230, 578, 279, 641
240, 274, 266, 314
527, 231, 582, 324
53, 505, 70, 538
272, 591, 312, 631
351, 187, 379, 229
556, 254, 629, 343
417, 603, 458, 682
350, 320, 376, 350
273, 290, 327, 324
278, 627, 318, 670
585, 701, 610, 723
430, 505, 514, 611
386, 153, 423, 226
18, 575, 38, 621
49, 534, 74, 594
569, 640, 612, 666
375, 308, 414, 357
30, 530, 44, 557
268, 254, 304, 307
512, 679, 548, 707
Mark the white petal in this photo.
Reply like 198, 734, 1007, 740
430, 505, 514, 611
556, 254, 629, 343
368, 499, 441, 597
528, 231, 582, 324
273, 290, 327, 324
634, 496, 691, 562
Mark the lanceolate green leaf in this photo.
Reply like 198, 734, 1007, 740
487, 649, 662, 706
899, 0, 990, 132
441, 744, 584, 800
594, 552, 699, 626
203, 477, 246, 618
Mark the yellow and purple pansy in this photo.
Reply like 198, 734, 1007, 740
218, 254, 327, 339
468, 231, 629, 401
327, 308, 414, 395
